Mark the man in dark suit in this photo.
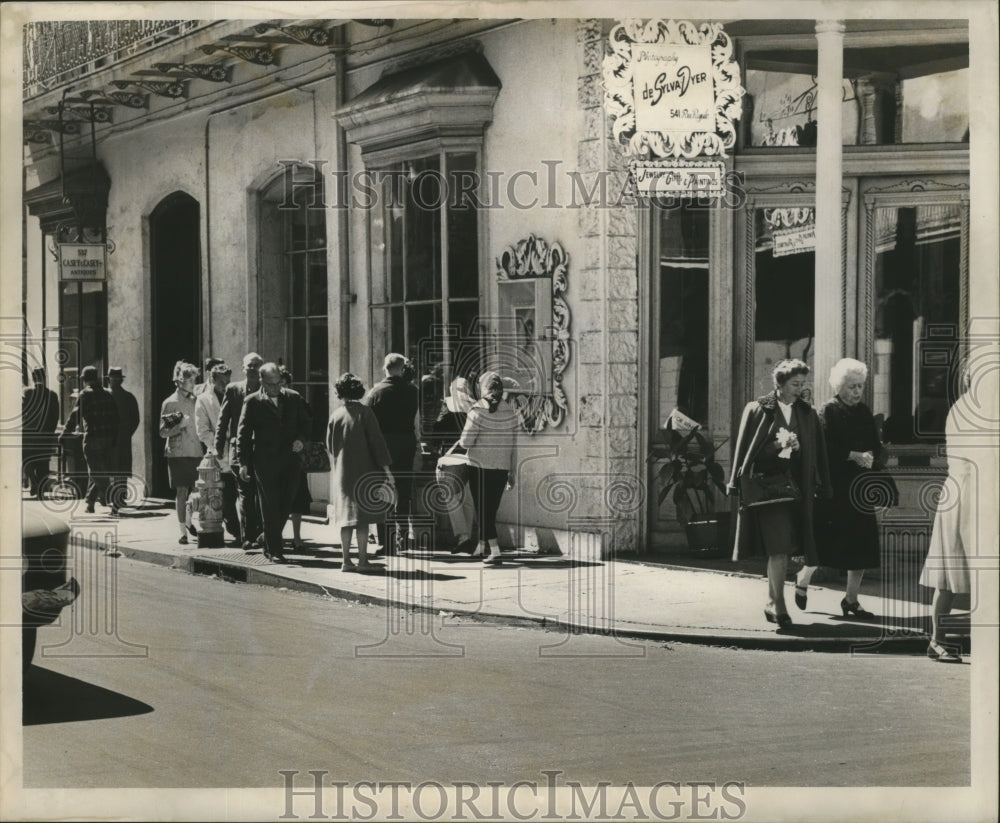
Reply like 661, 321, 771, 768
234, 362, 309, 563
60, 365, 120, 513
216, 352, 264, 550
364, 352, 420, 555
22, 367, 60, 497
107, 366, 140, 514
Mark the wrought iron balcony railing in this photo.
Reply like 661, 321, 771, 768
23, 20, 202, 97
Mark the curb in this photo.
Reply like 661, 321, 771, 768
100, 538, 940, 655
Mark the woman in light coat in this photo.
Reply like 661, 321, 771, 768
458, 371, 518, 565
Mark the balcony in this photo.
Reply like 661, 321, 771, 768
23, 20, 204, 98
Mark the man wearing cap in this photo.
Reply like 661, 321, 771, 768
107, 366, 140, 513
21, 367, 60, 497
195, 361, 241, 544
364, 352, 420, 555
60, 364, 119, 513
194, 356, 225, 396
216, 352, 264, 550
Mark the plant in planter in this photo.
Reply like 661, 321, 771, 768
651, 417, 731, 554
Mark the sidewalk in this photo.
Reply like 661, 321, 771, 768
53, 498, 954, 653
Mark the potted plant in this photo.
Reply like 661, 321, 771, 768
651, 413, 731, 556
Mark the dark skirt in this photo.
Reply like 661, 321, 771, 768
751, 502, 802, 556
290, 471, 312, 515
814, 495, 881, 570
167, 457, 201, 489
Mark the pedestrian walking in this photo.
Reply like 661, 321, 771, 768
919, 358, 998, 662
327, 373, 394, 572
216, 352, 265, 550
194, 361, 241, 544
795, 358, 885, 618
364, 352, 419, 555
159, 361, 202, 544
60, 364, 119, 513
107, 366, 140, 513
280, 366, 312, 550
728, 359, 831, 629
234, 362, 310, 563
458, 371, 518, 565
21, 367, 60, 497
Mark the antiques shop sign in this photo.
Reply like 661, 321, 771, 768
58, 243, 106, 281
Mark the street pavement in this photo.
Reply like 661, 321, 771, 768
22, 556, 971, 789
34, 497, 964, 654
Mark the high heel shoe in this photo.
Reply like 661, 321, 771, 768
764, 609, 777, 624
794, 585, 808, 610
926, 640, 961, 663
841, 598, 875, 619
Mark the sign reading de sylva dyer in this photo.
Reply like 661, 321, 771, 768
633, 43, 716, 135
58, 243, 106, 281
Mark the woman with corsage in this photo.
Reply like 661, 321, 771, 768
795, 358, 885, 618
729, 359, 831, 629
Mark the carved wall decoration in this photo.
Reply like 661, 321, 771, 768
495, 234, 570, 433
602, 19, 744, 159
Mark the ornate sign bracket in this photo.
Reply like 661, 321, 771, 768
603, 19, 744, 160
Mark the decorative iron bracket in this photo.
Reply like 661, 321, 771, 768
78, 89, 149, 109
200, 43, 278, 66
151, 62, 234, 83
111, 79, 188, 99
252, 22, 335, 46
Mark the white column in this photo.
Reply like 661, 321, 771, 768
814, 20, 845, 397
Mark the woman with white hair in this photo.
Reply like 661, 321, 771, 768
795, 357, 885, 617
159, 360, 203, 544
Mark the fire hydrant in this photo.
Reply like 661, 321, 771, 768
186, 450, 225, 548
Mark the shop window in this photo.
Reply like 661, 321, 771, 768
259, 172, 328, 441
745, 68, 858, 147
872, 205, 964, 444
743, 35, 968, 147
752, 208, 816, 398
655, 202, 710, 426
369, 153, 481, 388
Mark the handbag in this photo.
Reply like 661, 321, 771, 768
738, 471, 801, 508
299, 440, 331, 473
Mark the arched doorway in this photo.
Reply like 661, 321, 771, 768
149, 192, 201, 498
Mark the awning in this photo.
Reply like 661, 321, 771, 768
25, 163, 110, 232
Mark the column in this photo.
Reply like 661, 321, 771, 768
814, 21, 845, 394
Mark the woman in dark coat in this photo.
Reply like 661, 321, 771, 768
795, 358, 884, 618
728, 359, 831, 629
327, 373, 394, 572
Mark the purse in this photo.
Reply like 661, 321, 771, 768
738, 471, 801, 508
299, 440, 331, 473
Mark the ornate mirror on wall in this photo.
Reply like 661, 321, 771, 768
495, 234, 570, 432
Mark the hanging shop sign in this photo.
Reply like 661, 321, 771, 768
630, 158, 726, 197
603, 19, 745, 197
603, 19, 744, 160
772, 225, 816, 257
58, 243, 107, 281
